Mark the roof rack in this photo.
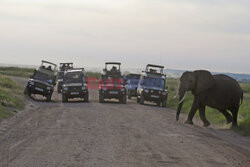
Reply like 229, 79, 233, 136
105, 62, 121, 65
60, 62, 73, 64
42, 60, 57, 67
146, 64, 164, 69
145, 64, 164, 74
67, 68, 85, 71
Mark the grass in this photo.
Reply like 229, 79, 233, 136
166, 78, 250, 136
0, 74, 25, 119
0, 67, 35, 78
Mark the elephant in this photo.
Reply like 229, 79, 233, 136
176, 70, 243, 128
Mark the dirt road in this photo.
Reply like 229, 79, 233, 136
0, 77, 250, 167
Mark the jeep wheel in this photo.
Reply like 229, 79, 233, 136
139, 95, 144, 104
46, 93, 52, 102
99, 94, 104, 103
128, 94, 132, 99
137, 97, 140, 103
24, 86, 31, 97
62, 94, 67, 103
120, 95, 127, 104
84, 93, 89, 102
162, 99, 167, 108
57, 85, 61, 93
156, 101, 161, 107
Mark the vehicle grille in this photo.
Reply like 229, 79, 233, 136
68, 86, 82, 91
35, 82, 46, 88
150, 90, 160, 95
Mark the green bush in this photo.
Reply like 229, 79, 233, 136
0, 67, 34, 78
0, 74, 24, 118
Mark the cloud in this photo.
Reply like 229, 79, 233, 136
0, 0, 250, 73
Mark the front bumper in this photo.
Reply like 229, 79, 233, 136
62, 89, 88, 98
139, 90, 168, 102
100, 89, 126, 99
27, 82, 53, 96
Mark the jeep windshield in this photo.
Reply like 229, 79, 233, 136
102, 76, 125, 85
33, 71, 52, 84
127, 76, 140, 86
140, 77, 165, 90
64, 73, 85, 84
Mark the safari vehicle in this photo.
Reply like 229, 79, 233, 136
57, 63, 73, 93
61, 68, 89, 103
99, 62, 127, 104
125, 73, 140, 99
137, 64, 168, 107
24, 60, 57, 102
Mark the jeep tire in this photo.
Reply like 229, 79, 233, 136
99, 93, 104, 103
84, 93, 89, 102
57, 85, 61, 93
139, 95, 144, 104
120, 95, 127, 104
162, 99, 167, 108
24, 86, 31, 97
46, 93, 52, 102
62, 94, 67, 103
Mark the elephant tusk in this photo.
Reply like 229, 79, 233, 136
179, 92, 187, 104
173, 90, 179, 99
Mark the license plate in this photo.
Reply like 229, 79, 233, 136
109, 91, 118, 94
71, 92, 79, 95
151, 95, 159, 98
35, 87, 43, 92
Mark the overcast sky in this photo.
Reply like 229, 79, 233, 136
0, 0, 250, 73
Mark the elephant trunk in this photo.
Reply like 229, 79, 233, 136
176, 87, 187, 121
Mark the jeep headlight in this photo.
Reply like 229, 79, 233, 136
58, 79, 63, 82
82, 86, 86, 90
121, 88, 125, 92
144, 89, 149, 93
29, 81, 35, 85
162, 92, 167, 95
48, 79, 52, 84
63, 87, 68, 91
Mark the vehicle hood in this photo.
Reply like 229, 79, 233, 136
144, 87, 164, 91
127, 84, 138, 89
63, 83, 83, 87
29, 78, 53, 87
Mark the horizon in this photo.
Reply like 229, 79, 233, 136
1, 0, 250, 74
1, 62, 250, 75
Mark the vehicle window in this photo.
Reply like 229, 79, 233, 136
33, 71, 51, 83
127, 76, 140, 85
141, 77, 165, 89
64, 73, 83, 83
103, 75, 125, 85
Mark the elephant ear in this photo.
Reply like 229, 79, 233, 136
194, 70, 215, 95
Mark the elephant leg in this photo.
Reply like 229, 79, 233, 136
185, 98, 199, 125
230, 106, 239, 128
199, 105, 210, 127
219, 110, 232, 124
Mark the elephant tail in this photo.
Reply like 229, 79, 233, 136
240, 92, 243, 105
